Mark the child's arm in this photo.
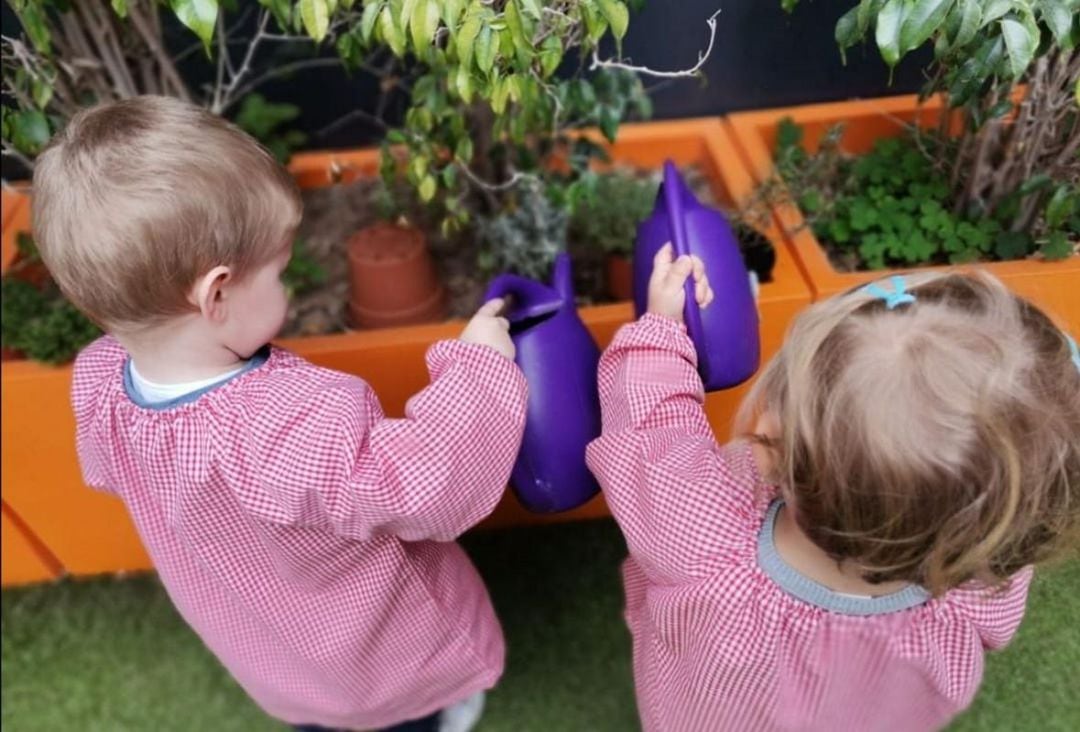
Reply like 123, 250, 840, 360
586, 247, 753, 583
255, 301, 527, 542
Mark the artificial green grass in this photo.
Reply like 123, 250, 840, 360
3, 520, 1078, 731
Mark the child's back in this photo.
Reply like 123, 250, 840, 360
588, 252, 1079, 731
35, 97, 527, 730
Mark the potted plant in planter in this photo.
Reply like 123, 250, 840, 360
569, 170, 658, 301
730, 0, 1079, 326
347, 220, 446, 328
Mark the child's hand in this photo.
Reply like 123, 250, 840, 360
647, 243, 714, 323
460, 298, 515, 360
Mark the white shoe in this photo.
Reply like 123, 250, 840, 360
439, 691, 485, 732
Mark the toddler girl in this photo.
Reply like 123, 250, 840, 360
587, 246, 1080, 731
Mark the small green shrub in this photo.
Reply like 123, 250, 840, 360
570, 172, 658, 258
1, 276, 100, 365
476, 182, 569, 281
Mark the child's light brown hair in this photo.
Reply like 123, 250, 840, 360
32, 95, 302, 329
738, 271, 1080, 595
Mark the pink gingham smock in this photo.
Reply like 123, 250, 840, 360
585, 314, 1033, 732
71, 336, 527, 729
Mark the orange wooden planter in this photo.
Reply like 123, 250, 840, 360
727, 94, 1080, 331
1, 119, 811, 581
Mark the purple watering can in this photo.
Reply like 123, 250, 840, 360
634, 161, 760, 391
483, 254, 601, 513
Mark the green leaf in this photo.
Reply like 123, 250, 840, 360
456, 12, 481, 66
475, 24, 496, 73
994, 230, 1033, 259
410, 0, 439, 51
442, 0, 465, 28
419, 175, 437, 202
899, 0, 953, 53
9, 109, 50, 155
171, 0, 219, 48
600, 106, 619, 143
380, 4, 406, 55
259, 0, 293, 30
781, 0, 800, 11
112, 0, 129, 17
1045, 184, 1077, 229
1001, 18, 1037, 79
298, 0, 330, 41
31, 79, 53, 109
539, 35, 562, 78
400, 0, 418, 30
856, 0, 880, 34
582, 4, 610, 44
982, 0, 1014, 23
952, 0, 982, 48
17, 2, 52, 54
455, 65, 474, 101
360, 1, 382, 42
455, 136, 474, 162
875, 0, 906, 67
835, 6, 862, 64
1038, 0, 1075, 49
1041, 231, 1075, 260
599, 0, 630, 40
949, 35, 1004, 105
520, 0, 542, 20
491, 76, 511, 113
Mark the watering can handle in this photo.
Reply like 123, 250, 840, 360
661, 161, 712, 378
483, 273, 564, 324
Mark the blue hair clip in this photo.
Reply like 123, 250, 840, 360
863, 275, 916, 310
1066, 333, 1080, 373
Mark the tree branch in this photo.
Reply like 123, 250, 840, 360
590, 9, 720, 79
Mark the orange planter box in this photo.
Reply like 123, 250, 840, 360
727, 94, 1080, 331
1, 119, 811, 581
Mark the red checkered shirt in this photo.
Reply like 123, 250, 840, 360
586, 314, 1032, 732
72, 336, 527, 729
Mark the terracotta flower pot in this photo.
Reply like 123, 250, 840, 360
347, 222, 446, 329
606, 254, 633, 302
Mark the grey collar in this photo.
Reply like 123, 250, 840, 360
122, 346, 270, 411
757, 500, 931, 616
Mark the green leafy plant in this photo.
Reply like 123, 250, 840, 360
338, 1, 655, 235
282, 238, 328, 298
1, 233, 100, 364
771, 120, 1079, 269
569, 170, 658, 257
234, 94, 309, 164
476, 181, 569, 280
780, 0, 1079, 255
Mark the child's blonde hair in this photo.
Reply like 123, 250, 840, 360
738, 271, 1080, 595
31, 95, 302, 329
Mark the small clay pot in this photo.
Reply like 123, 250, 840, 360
606, 254, 634, 302
347, 222, 446, 329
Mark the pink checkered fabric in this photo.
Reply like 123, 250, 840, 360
586, 314, 1033, 732
72, 336, 527, 729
